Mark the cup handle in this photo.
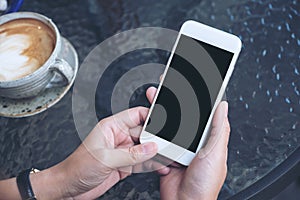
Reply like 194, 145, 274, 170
45, 59, 74, 89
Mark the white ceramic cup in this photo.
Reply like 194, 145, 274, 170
0, 12, 74, 99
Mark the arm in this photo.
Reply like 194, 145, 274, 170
0, 158, 79, 200
0, 105, 169, 200
0, 177, 21, 200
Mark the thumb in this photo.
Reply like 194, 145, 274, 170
197, 101, 228, 158
100, 142, 158, 168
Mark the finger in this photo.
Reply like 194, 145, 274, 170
211, 101, 228, 136
197, 101, 229, 158
146, 86, 157, 104
132, 159, 171, 175
152, 154, 180, 168
98, 142, 158, 168
129, 125, 143, 143
131, 153, 179, 173
156, 166, 171, 175
118, 166, 133, 179
180, 102, 230, 199
204, 117, 230, 162
169, 161, 184, 168
220, 118, 230, 150
109, 106, 149, 134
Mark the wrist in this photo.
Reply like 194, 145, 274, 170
30, 165, 72, 200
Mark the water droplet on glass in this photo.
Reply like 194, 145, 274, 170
276, 73, 280, 80
256, 73, 260, 79
226, 8, 231, 15
294, 67, 299, 75
245, 103, 249, 109
290, 107, 293, 112
241, 136, 244, 141
268, 3, 273, 9
278, 25, 282, 30
291, 33, 295, 39
285, 97, 291, 104
280, 46, 284, 52
272, 65, 277, 73
277, 53, 282, 59
239, 96, 243, 101
264, 128, 269, 134
262, 49, 267, 56
294, 88, 300, 96
285, 23, 291, 32
292, 82, 295, 86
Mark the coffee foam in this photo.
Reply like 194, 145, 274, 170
0, 18, 55, 81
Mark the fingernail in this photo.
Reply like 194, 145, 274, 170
142, 142, 157, 154
221, 101, 228, 117
149, 86, 156, 90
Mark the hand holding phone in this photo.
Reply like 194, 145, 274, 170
140, 20, 242, 166
146, 87, 231, 199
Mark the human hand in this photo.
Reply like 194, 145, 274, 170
37, 106, 170, 200
146, 87, 230, 200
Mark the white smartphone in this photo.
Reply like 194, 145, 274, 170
140, 20, 242, 166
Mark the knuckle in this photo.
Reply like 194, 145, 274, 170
97, 119, 107, 129
95, 120, 110, 134
128, 147, 141, 164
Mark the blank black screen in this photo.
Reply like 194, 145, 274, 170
145, 34, 233, 152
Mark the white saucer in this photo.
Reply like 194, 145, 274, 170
0, 37, 78, 118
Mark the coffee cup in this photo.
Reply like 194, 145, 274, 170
0, 12, 74, 99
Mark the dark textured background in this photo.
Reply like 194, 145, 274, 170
0, 0, 299, 199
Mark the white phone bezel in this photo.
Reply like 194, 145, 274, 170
140, 20, 242, 166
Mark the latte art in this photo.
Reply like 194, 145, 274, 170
0, 18, 55, 81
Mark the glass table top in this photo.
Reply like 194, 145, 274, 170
0, 0, 299, 199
